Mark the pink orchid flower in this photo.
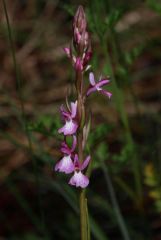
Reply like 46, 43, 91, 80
69, 154, 90, 188
87, 72, 112, 98
55, 136, 77, 174
58, 101, 78, 136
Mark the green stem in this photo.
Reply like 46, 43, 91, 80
76, 68, 89, 240
85, 198, 91, 240
80, 190, 88, 240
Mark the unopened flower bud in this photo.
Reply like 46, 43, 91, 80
75, 57, 83, 71
73, 5, 89, 54
82, 49, 92, 68
73, 5, 87, 37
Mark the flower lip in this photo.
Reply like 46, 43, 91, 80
55, 155, 74, 174
55, 136, 77, 175
58, 119, 78, 136
68, 154, 91, 188
69, 171, 89, 188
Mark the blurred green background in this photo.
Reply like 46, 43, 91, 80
0, 0, 161, 239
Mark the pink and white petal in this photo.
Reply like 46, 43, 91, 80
55, 155, 74, 174
81, 155, 91, 171
71, 101, 77, 118
58, 120, 78, 135
68, 171, 89, 188
100, 89, 112, 99
71, 135, 77, 152
96, 79, 110, 88
58, 125, 65, 134
86, 86, 97, 96
89, 72, 96, 86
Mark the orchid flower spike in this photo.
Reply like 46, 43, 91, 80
58, 101, 78, 136
55, 136, 77, 174
87, 72, 112, 98
69, 154, 90, 188
63, 5, 92, 72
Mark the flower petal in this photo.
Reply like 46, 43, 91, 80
71, 135, 77, 152
61, 145, 71, 155
96, 79, 110, 88
71, 101, 77, 118
69, 171, 89, 188
86, 86, 97, 96
73, 154, 80, 169
60, 105, 70, 119
83, 51, 92, 67
55, 155, 74, 174
58, 120, 78, 135
89, 72, 96, 86
81, 155, 91, 171
100, 89, 112, 99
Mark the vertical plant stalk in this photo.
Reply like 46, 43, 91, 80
85, 198, 91, 240
77, 62, 88, 240
80, 190, 88, 240
73, 6, 92, 239
2, 1, 49, 238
